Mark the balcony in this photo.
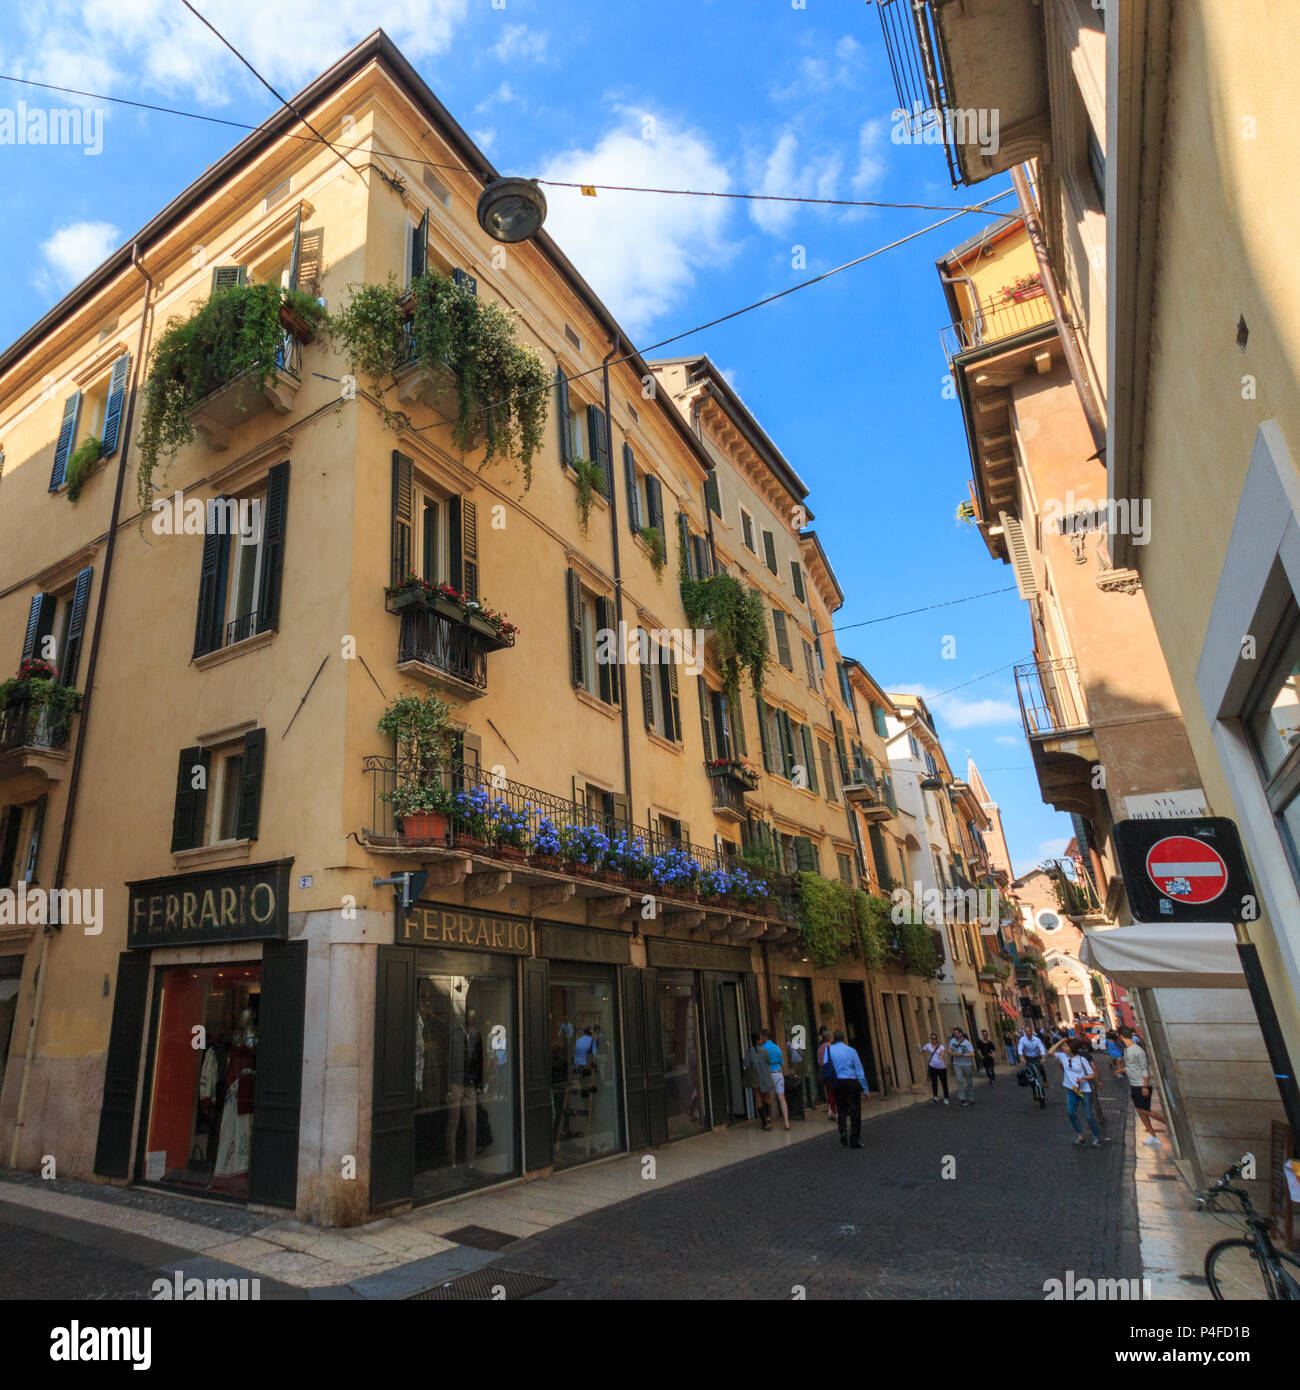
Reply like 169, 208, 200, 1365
389, 585, 515, 700
361, 755, 798, 944
842, 761, 895, 822
940, 290, 1055, 364
705, 759, 758, 824
189, 324, 307, 451
0, 682, 79, 800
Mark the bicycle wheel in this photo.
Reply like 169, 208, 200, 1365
1205, 1239, 1283, 1300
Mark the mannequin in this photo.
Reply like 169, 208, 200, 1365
445, 1004, 482, 1170
213, 1004, 257, 1181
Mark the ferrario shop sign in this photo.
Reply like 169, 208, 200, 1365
127, 861, 291, 948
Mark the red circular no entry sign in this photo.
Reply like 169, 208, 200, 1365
1144, 835, 1228, 904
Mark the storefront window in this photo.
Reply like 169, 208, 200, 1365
777, 976, 817, 1108
413, 956, 517, 1201
142, 963, 261, 1198
548, 965, 623, 1170
659, 971, 707, 1142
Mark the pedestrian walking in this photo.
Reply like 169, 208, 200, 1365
1120, 1027, 1166, 1146
822, 1029, 870, 1148
976, 1029, 998, 1085
1105, 1030, 1126, 1078
1048, 1036, 1109, 1147
816, 1026, 838, 1123
950, 1027, 977, 1105
919, 1033, 949, 1104
758, 1028, 790, 1131
746, 1031, 774, 1130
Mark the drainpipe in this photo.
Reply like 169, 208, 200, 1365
1010, 164, 1107, 456
10, 244, 154, 1168
601, 341, 633, 820
939, 275, 984, 346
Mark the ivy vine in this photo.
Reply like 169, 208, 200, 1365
637, 523, 667, 577
680, 571, 769, 703
853, 890, 891, 970
135, 283, 327, 515
795, 872, 855, 968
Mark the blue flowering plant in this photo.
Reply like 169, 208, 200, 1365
532, 816, 563, 858
559, 822, 610, 866
451, 785, 492, 839
605, 832, 649, 879
698, 866, 732, 900
648, 846, 701, 892
729, 866, 770, 904
488, 797, 531, 850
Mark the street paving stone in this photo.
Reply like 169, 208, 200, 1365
484, 1076, 1141, 1299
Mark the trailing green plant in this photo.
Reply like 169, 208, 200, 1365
637, 523, 667, 576
571, 457, 604, 534
679, 571, 769, 701
739, 841, 780, 876
136, 282, 327, 514
378, 691, 457, 820
329, 270, 550, 490
0, 677, 81, 717
895, 914, 940, 979
795, 872, 855, 968
65, 433, 102, 502
853, 890, 891, 971
955, 499, 976, 525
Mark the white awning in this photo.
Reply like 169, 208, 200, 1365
1077, 922, 1245, 989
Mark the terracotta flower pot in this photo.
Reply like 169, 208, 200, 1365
398, 810, 448, 841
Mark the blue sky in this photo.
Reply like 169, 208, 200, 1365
0, 0, 1074, 873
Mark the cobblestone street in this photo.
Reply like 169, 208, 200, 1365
488, 1075, 1141, 1299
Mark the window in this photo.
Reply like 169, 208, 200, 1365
908, 732, 921, 760
170, 730, 266, 852
819, 741, 838, 802
704, 471, 722, 518
638, 629, 680, 741
837, 852, 853, 886
568, 572, 619, 706
740, 508, 756, 553
790, 561, 806, 603
19, 568, 94, 689
802, 639, 817, 690
762, 529, 778, 575
193, 463, 290, 657
771, 608, 793, 669
1086, 121, 1105, 210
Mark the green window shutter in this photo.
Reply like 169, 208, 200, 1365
666, 658, 681, 742
777, 709, 797, 780
771, 609, 792, 669
793, 836, 815, 872
802, 639, 816, 688
645, 474, 664, 536
49, 389, 81, 491
556, 367, 573, 469
193, 501, 230, 658
410, 210, 428, 283
448, 495, 479, 601
678, 513, 695, 580
704, 471, 721, 517
22, 593, 56, 665
800, 724, 819, 793
692, 532, 712, 579
611, 792, 631, 828
790, 561, 805, 602
391, 451, 414, 587
171, 746, 210, 852
623, 443, 641, 533
697, 681, 714, 763
22, 795, 47, 884
99, 353, 131, 458
727, 695, 747, 757
586, 404, 612, 496
820, 742, 837, 802
60, 567, 94, 688
639, 628, 655, 730
235, 728, 267, 841
762, 529, 777, 575
211, 265, 247, 294
756, 696, 774, 773
596, 595, 619, 705
255, 461, 290, 634
832, 714, 850, 782
566, 568, 585, 688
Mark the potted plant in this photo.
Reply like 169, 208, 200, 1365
451, 784, 493, 850
377, 690, 457, 839
488, 797, 531, 860
384, 574, 433, 610
532, 816, 564, 870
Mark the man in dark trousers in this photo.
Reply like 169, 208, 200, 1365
823, 1029, 870, 1148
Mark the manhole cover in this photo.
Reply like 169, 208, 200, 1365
442, 1225, 520, 1252
408, 1267, 557, 1301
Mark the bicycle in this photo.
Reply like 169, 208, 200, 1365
1021, 1058, 1047, 1109
1197, 1157, 1300, 1300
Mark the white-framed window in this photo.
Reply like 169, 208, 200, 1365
411, 476, 449, 587
222, 483, 268, 647
1197, 422, 1300, 990
570, 404, 590, 465
208, 743, 247, 846
578, 585, 599, 697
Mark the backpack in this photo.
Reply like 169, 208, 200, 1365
821, 1047, 839, 1084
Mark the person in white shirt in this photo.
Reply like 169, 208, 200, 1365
1047, 1036, 1108, 1147
949, 1028, 977, 1106
1119, 1027, 1165, 1146
919, 1033, 949, 1104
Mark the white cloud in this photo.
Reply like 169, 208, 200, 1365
907, 684, 1020, 729
537, 113, 737, 337
995, 735, 1020, 747
2, 1, 469, 104
748, 132, 841, 235
491, 23, 548, 63
471, 128, 497, 154
852, 118, 888, 193
477, 82, 520, 115
36, 220, 121, 294
835, 36, 860, 61
1011, 840, 1071, 880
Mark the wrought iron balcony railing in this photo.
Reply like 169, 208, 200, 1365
876, 0, 959, 185
0, 685, 78, 753
1015, 657, 1090, 739
398, 603, 490, 691
940, 290, 1055, 363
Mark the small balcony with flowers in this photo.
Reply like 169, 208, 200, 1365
386, 577, 516, 701
361, 692, 796, 945
0, 657, 81, 801
841, 754, 896, 823
704, 756, 759, 823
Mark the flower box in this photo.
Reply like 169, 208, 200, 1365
277, 300, 317, 344
398, 811, 449, 841
493, 844, 527, 863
